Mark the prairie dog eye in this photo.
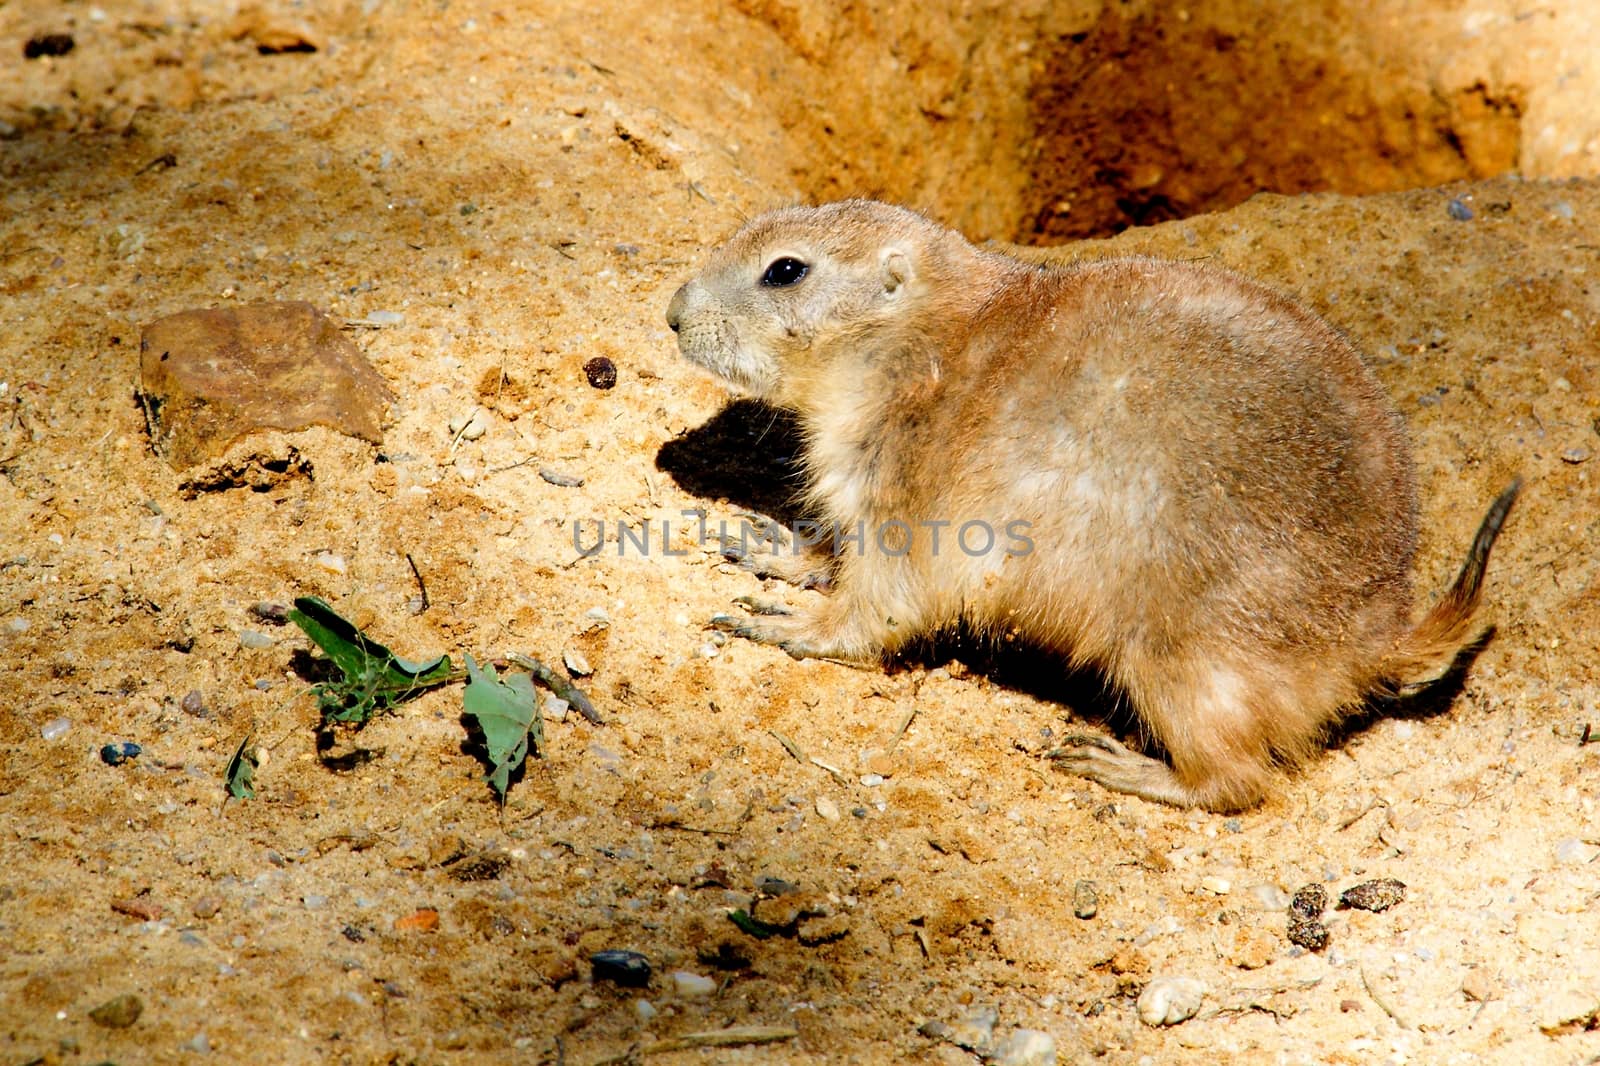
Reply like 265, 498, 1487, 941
760, 257, 809, 288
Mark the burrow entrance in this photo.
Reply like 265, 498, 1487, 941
1022, 12, 1523, 240
750, 1, 1533, 242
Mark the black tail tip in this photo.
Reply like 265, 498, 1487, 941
1481, 477, 1522, 543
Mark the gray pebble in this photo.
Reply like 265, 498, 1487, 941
1073, 879, 1098, 919
1561, 446, 1591, 464
238, 629, 274, 650
1447, 198, 1475, 221
944, 1004, 998, 1052
250, 602, 289, 624
1556, 837, 1600, 865
539, 467, 586, 488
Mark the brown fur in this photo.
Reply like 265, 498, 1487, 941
666, 199, 1517, 811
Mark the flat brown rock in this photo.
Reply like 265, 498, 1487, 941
139, 301, 393, 469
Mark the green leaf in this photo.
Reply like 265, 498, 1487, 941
727, 909, 785, 940
225, 734, 257, 800
287, 596, 452, 725
463, 654, 542, 800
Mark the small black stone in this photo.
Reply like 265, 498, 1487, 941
583, 356, 618, 389
590, 949, 651, 987
24, 33, 75, 59
100, 742, 142, 766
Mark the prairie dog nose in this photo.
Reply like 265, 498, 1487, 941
666, 283, 688, 333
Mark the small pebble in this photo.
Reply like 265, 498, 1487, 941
990, 1028, 1057, 1066
815, 796, 841, 822
1447, 197, 1474, 221
394, 908, 440, 932
100, 742, 142, 766
591, 949, 652, 987
364, 309, 404, 326
1137, 976, 1204, 1026
634, 998, 658, 1021
303, 894, 328, 910
448, 408, 488, 441
669, 970, 716, 998
1338, 877, 1407, 912
580, 607, 611, 630
192, 896, 223, 919
1555, 838, 1600, 865
1461, 968, 1499, 1003
1287, 913, 1330, 952
859, 773, 884, 787
539, 467, 586, 488
180, 689, 206, 716
543, 695, 570, 722
40, 717, 71, 741
314, 551, 347, 575
943, 1005, 998, 1052
583, 356, 618, 389
238, 629, 274, 650
7, 616, 29, 633
1289, 883, 1329, 919
696, 642, 720, 658
1073, 879, 1099, 919
250, 601, 290, 623
88, 993, 143, 1029
182, 1032, 212, 1054
1561, 446, 1592, 464
563, 648, 593, 676
1200, 875, 1232, 895
111, 897, 164, 921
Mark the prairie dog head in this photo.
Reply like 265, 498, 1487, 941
665, 200, 964, 409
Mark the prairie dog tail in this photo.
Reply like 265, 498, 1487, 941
1380, 479, 1522, 695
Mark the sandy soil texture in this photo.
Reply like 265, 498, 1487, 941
2, 1, 1599, 1063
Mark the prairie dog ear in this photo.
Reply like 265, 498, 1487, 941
880, 247, 913, 295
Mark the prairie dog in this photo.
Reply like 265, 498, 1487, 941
665, 199, 1517, 812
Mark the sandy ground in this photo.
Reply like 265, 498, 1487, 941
2, 1, 1599, 1063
